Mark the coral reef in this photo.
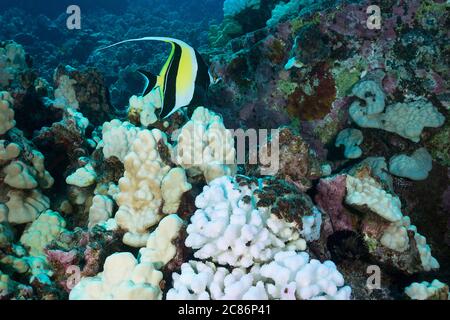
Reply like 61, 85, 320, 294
167, 250, 351, 300
69, 252, 163, 300
172, 107, 236, 183
316, 166, 440, 275
185, 176, 318, 268
0, 0, 449, 301
405, 279, 449, 300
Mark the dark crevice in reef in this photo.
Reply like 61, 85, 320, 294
14, 90, 63, 138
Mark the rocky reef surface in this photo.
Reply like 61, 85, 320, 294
0, 0, 449, 300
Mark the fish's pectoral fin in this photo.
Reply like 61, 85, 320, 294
138, 69, 158, 96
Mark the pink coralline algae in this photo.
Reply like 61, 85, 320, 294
382, 73, 398, 95
45, 249, 78, 292
326, 3, 378, 38
315, 175, 353, 234
392, 0, 421, 27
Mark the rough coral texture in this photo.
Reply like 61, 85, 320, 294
185, 176, 319, 268
256, 127, 324, 190
173, 107, 236, 183
127, 90, 162, 127
100, 119, 140, 163
316, 166, 440, 275
167, 250, 351, 300
0, 96, 53, 226
389, 148, 433, 181
115, 129, 191, 247
114, 129, 171, 247
53, 65, 114, 126
349, 81, 445, 143
139, 214, 184, 269
69, 252, 163, 300
404, 280, 449, 300
335, 128, 363, 159
0, 42, 28, 89
20, 210, 67, 257
88, 195, 114, 229
0, 91, 15, 134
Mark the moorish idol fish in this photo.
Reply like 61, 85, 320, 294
98, 36, 218, 119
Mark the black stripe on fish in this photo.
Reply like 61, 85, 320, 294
138, 69, 158, 96
187, 49, 210, 108
195, 49, 211, 92
160, 42, 182, 119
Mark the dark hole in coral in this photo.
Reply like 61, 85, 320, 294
14, 91, 63, 138
34, 142, 70, 192
327, 230, 369, 263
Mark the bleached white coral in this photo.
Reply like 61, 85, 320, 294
258, 251, 352, 300
3, 161, 38, 189
0, 135, 53, 226
2, 189, 50, 225
405, 280, 449, 300
380, 216, 411, 252
66, 107, 89, 134
3, 150, 53, 190
115, 129, 189, 247
335, 128, 363, 159
300, 207, 322, 242
69, 252, 163, 300
0, 141, 20, 162
128, 89, 162, 127
54, 74, 79, 110
167, 260, 266, 300
350, 157, 393, 191
0, 270, 16, 298
173, 107, 236, 182
139, 214, 184, 268
161, 168, 192, 214
185, 176, 313, 268
20, 210, 67, 257
346, 172, 439, 271
223, 0, 260, 17
349, 81, 445, 142
414, 228, 440, 271
0, 91, 15, 134
30, 150, 54, 189
100, 119, 140, 162
350, 80, 386, 121
0, 42, 27, 88
66, 163, 97, 187
389, 148, 432, 181
167, 251, 351, 300
382, 100, 445, 142
345, 174, 402, 222
115, 129, 170, 247
88, 195, 114, 229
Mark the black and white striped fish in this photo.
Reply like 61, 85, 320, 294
98, 36, 218, 118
